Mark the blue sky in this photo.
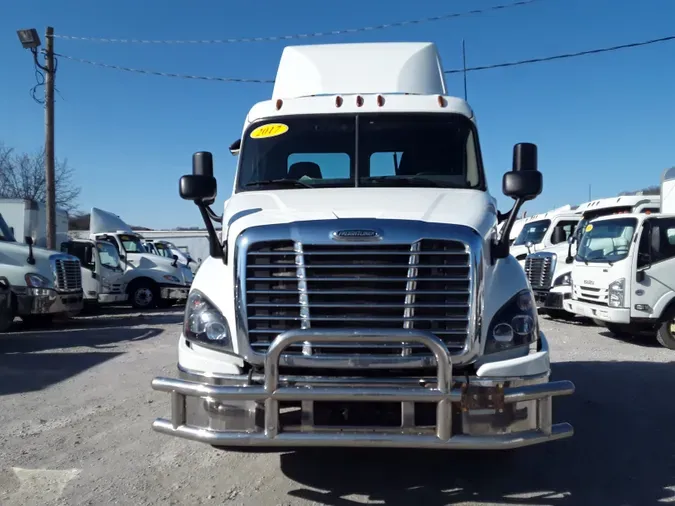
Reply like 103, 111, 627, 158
1, 0, 674, 229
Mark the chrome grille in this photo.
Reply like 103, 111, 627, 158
54, 258, 82, 292
244, 239, 471, 355
524, 254, 554, 289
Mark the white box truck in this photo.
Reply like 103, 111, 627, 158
0, 198, 69, 248
526, 195, 660, 319
564, 168, 675, 348
150, 41, 575, 450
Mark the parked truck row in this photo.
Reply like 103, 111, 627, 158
0, 205, 195, 330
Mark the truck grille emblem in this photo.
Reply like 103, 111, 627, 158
331, 229, 382, 241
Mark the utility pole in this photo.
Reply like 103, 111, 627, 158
45, 26, 56, 250
16, 26, 57, 249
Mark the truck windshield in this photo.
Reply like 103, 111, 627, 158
119, 234, 146, 253
97, 241, 122, 270
155, 243, 172, 258
513, 219, 550, 246
576, 217, 637, 263
0, 213, 16, 242
236, 113, 484, 191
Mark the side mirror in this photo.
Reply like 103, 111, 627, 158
567, 235, 575, 244
502, 143, 542, 201
25, 236, 33, 246
171, 254, 179, 267
179, 175, 217, 203
229, 138, 241, 156
493, 143, 542, 261
503, 171, 543, 201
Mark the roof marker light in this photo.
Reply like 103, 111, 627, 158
376, 95, 385, 107
437, 95, 447, 107
356, 95, 364, 107
275, 99, 283, 110
335, 96, 343, 108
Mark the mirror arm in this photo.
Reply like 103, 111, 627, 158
497, 209, 511, 224
196, 201, 225, 260
493, 197, 526, 263
205, 204, 223, 224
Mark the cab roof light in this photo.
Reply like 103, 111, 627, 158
275, 99, 283, 110
437, 95, 447, 107
376, 95, 385, 107
335, 96, 343, 108
356, 95, 364, 107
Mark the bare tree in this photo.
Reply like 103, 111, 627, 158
0, 142, 81, 213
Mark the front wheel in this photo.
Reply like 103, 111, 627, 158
656, 320, 675, 350
128, 280, 159, 310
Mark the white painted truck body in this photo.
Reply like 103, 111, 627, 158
0, 212, 83, 331
87, 208, 193, 309
564, 168, 675, 348
151, 42, 575, 449
526, 195, 660, 316
0, 198, 69, 248
510, 205, 581, 264
59, 238, 128, 306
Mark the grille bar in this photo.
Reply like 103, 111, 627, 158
53, 258, 83, 292
524, 254, 554, 289
244, 239, 471, 356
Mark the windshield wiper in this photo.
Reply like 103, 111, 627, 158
244, 179, 314, 189
361, 176, 450, 188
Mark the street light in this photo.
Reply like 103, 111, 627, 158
17, 28, 41, 49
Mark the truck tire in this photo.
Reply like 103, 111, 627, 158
545, 309, 572, 321
0, 278, 13, 333
21, 314, 54, 328
656, 320, 675, 350
128, 279, 159, 310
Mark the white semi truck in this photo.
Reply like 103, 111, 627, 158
87, 208, 193, 309
0, 212, 83, 330
59, 237, 128, 309
510, 205, 582, 264
151, 42, 575, 450
525, 195, 660, 319
564, 169, 675, 348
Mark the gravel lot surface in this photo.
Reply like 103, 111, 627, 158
1, 308, 674, 506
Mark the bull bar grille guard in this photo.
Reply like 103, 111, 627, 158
152, 329, 575, 449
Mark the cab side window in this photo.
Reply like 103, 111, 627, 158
551, 220, 578, 245
649, 218, 675, 265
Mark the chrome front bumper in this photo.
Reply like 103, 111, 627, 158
14, 287, 83, 316
160, 285, 189, 301
151, 329, 575, 449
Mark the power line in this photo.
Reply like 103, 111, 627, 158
52, 53, 275, 83
444, 34, 675, 73
52, 33, 675, 84
50, 0, 544, 44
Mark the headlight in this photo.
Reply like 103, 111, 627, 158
485, 289, 538, 355
553, 272, 571, 286
184, 289, 232, 350
608, 278, 625, 308
163, 275, 181, 283
25, 273, 52, 288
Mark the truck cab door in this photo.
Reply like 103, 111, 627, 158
632, 218, 675, 319
61, 240, 98, 299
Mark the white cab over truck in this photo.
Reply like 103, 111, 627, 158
88, 208, 193, 309
151, 42, 574, 450
526, 195, 660, 319
0, 212, 83, 331
60, 238, 128, 308
510, 205, 581, 264
564, 170, 675, 348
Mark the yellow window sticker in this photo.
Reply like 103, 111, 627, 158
250, 123, 289, 139
585, 224, 593, 232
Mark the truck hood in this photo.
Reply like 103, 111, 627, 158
223, 188, 498, 239
0, 240, 75, 279
126, 252, 181, 270
572, 262, 629, 292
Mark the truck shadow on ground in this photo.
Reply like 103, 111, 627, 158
9, 306, 184, 332
279, 360, 675, 506
0, 327, 163, 395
